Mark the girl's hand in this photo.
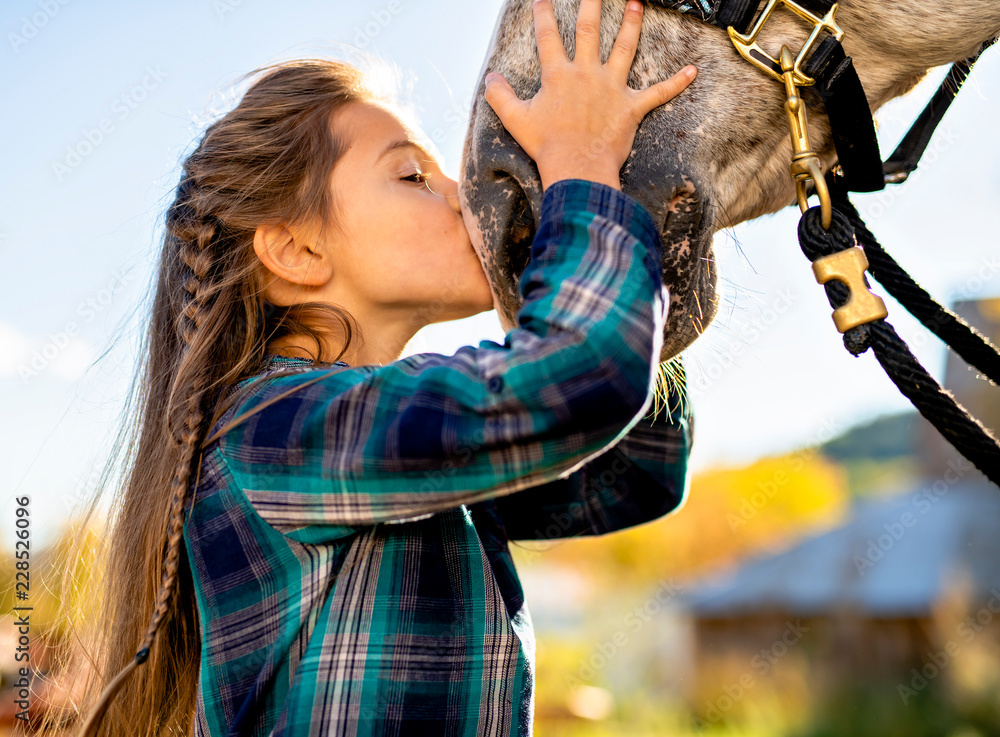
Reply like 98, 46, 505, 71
484, 0, 697, 191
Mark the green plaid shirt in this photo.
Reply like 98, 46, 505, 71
183, 179, 693, 736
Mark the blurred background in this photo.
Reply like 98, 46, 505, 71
2, 0, 999, 734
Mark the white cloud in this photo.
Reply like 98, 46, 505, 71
0, 322, 32, 376
0, 321, 96, 383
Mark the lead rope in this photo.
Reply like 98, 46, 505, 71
796, 204, 1000, 484
827, 175, 1000, 386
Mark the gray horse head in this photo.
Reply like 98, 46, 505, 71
459, 0, 1000, 362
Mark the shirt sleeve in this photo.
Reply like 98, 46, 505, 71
478, 365, 693, 541
213, 179, 670, 544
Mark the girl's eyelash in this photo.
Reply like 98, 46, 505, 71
402, 172, 429, 184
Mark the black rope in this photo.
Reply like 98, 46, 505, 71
826, 177, 1000, 387
797, 206, 1000, 484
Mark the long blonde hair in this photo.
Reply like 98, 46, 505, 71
36, 57, 383, 737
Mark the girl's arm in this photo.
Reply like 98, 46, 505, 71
481, 374, 693, 541
213, 179, 668, 543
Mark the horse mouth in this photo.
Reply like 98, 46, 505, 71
502, 180, 703, 288
467, 168, 715, 360
501, 177, 536, 287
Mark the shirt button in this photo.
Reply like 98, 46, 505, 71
487, 375, 505, 393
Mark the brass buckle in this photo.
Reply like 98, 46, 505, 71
728, 0, 844, 87
812, 247, 888, 332
780, 46, 832, 228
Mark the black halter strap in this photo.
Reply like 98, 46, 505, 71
882, 36, 998, 183
644, 1, 995, 194
802, 34, 883, 192
643, 0, 761, 34
645, 0, 882, 190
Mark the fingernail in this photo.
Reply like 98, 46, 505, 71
628, 0, 642, 11
684, 65, 697, 79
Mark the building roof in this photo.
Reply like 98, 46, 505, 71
681, 478, 1000, 618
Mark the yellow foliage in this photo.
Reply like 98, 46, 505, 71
510, 449, 850, 588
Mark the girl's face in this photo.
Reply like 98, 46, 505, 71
325, 100, 495, 326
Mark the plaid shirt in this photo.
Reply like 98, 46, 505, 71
183, 179, 694, 737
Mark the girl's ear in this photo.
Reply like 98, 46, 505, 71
253, 222, 333, 290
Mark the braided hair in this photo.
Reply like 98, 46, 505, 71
33, 57, 385, 737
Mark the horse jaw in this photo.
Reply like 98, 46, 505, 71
459, 0, 1000, 361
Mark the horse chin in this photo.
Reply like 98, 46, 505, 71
656, 186, 718, 362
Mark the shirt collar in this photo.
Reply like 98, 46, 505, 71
263, 354, 350, 370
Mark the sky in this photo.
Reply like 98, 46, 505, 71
2, 0, 998, 550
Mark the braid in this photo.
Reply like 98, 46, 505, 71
78, 175, 216, 737
144, 183, 215, 646
68, 59, 374, 737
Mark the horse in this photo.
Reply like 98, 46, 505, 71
458, 0, 1000, 363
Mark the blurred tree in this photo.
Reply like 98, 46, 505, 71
510, 451, 850, 589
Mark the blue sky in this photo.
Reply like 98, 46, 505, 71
2, 0, 998, 549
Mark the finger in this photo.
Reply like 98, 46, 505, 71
608, 0, 643, 82
484, 73, 526, 131
633, 65, 697, 116
533, 0, 569, 71
574, 0, 603, 65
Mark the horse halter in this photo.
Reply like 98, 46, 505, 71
648, 0, 994, 205
645, 0, 1000, 483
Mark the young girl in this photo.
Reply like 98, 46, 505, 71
68, 0, 696, 734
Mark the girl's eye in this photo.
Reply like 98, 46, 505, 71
402, 172, 429, 185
